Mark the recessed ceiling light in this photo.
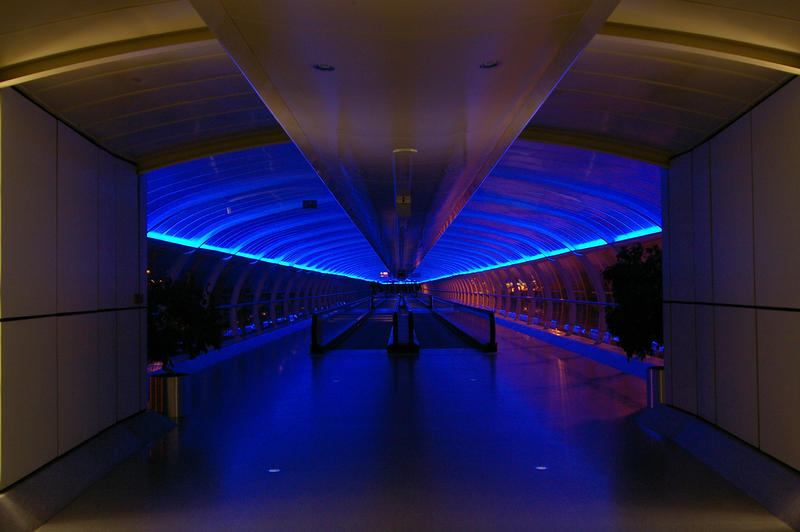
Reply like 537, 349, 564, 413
313, 63, 335, 71
267, 468, 281, 473
534, 465, 549, 471
479, 60, 500, 69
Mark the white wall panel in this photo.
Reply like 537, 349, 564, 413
98, 150, 117, 309
661, 169, 671, 301
0, 318, 57, 489
57, 124, 98, 313
757, 310, 800, 471
668, 153, 694, 301
661, 170, 672, 404
752, 78, 800, 309
139, 172, 147, 298
97, 312, 117, 429
694, 305, 716, 422
117, 309, 141, 420
0, 89, 57, 318
691, 144, 713, 303
663, 303, 673, 404
710, 117, 754, 306
139, 308, 148, 411
0, 91, 145, 487
670, 304, 697, 414
714, 307, 758, 446
115, 158, 139, 308
58, 314, 99, 454
664, 77, 800, 469
139, 178, 148, 411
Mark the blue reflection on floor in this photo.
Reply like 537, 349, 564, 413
41, 326, 788, 531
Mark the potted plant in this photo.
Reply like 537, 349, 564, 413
148, 271, 224, 417
602, 244, 663, 361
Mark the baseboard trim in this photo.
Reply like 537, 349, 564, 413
638, 404, 800, 530
0, 411, 175, 532
495, 315, 657, 378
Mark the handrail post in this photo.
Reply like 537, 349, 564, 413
310, 314, 322, 354
526, 296, 534, 325
393, 312, 399, 346
408, 311, 414, 345
487, 312, 497, 352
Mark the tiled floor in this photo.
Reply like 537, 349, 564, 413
39, 324, 789, 531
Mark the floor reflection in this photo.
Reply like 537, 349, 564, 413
40, 325, 788, 531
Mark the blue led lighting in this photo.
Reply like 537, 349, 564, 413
574, 239, 607, 250
414, 141, 663, 281
614, 226, 662, 242
148, 232, 378, 281
147, 141, 661, 284
146, 144, 388, 281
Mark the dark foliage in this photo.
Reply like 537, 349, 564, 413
147, 272, 224, 368
602, 244, 663, 360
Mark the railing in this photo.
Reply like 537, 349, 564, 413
217, 290, 367, 340
388, 296, 419, 353
417, 292, 432, 309
428, 295, 497, 352
424, 289, 620, 347
310, 296, 372, 354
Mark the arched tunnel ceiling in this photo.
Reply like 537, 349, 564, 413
2, 0, 799, 282
12, 37, 286, 170
145, 143, 388, 281
188, 0, 620, 278
413, 140, 662, 282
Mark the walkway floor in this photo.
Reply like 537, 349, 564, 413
39, 324, 788, 530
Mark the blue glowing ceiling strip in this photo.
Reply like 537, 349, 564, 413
146, 144, 388, 281
614, 226, 662, 242
417, 229, 661, 283
414, 141, 663, 282
149, 231, 375, 281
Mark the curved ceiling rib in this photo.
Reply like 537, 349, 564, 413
190, 0, 620, 277
6, 0, 799, 286
413, 140, 663, 281
146, 143, 388, 281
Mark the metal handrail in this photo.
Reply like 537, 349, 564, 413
430, 295, 497, 352
426, 289, 616, 307
310, 295, 373, 354
314, 295, 371, 319
424, 289, 620, 348
215, 290, 366, 309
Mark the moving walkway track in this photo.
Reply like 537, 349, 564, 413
313, 294, 494, 353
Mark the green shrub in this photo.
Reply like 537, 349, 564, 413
602, 244, 663, 360
147, 272, 224, 369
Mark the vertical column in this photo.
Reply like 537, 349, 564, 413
668, 152, 697, 414
56, 123, 100, 453
115, 156, 142, 421
710, 115, 757, 446
0, 89, 59, 488
751, 79, 800, 469
692, 143, 715, 422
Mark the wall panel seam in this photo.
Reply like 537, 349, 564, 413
0, 305, 146, 322
750, 114, 760, 448
708, 143, 717, 424
55, 119, 60, 452
691, 150, 699, 413
664, 300, 800, 312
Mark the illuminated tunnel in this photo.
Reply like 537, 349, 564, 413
2, 2, 800, 529
144, 139, 662, 341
